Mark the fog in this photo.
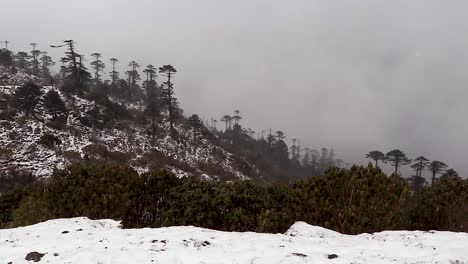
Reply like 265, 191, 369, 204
2, 0, 468, 176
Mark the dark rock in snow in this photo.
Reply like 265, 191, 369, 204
292, 253, 307, 257
202, 241, 211, 246
61, 231, 69, 234
25, 251, 45, 262
328, 254, 339, 259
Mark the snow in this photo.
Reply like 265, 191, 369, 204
1, 218, 467, 263
0, 83, 255, 180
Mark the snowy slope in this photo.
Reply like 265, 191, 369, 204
1, 218, 467, 263
0, 80, 255, 180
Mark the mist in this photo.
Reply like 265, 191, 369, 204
2, 0, 468, 176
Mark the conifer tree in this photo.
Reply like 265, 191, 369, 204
51, 40, 89, 88
109, 58, 119, 84
40, 51, 55, 79
410, 156, 429, 177
159, 65, 178, 134
0, 49, 13, 66
145, 97, 161, 145
365, 151, 385, 168
90, 53, 105, 83
221, 115, 232, 131
30, 43, 41, 76
428, 160, 448, 185
188, 114, 203, 141
13, 82, 43, 117
43, 90, 67, 119
385, 149, 411, 176
15, 52, 30, 69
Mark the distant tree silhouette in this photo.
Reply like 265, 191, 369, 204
410, 156, 429, 177
428, 160, 448, 185
159, 65, 177, 134
15, 52, 30, 69
144, 97, 161, 145
221, 115, 232, 131
385, 149, 411, 176
90, 53, 105, 83
127, 61, 140, 86
109, 58, 119, 84
233, 110, 242, 125
30, 43, 41, 76
440, 168, 460, 181
365, 151, 385, 168
0, 49, 13, 66
188, 114, 203, 141
40, 51, 55, 79
51, 40, 90, 92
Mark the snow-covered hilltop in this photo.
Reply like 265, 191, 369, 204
0, 66, 258, 180
0, 217, 467, 263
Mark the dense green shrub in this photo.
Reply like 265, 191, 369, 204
407, 177, 468, 232
295, 165, 409, 234
1, 164, 466, 234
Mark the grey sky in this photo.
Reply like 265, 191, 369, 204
2, 0, 468, 177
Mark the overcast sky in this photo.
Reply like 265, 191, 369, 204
2, 0, 468, 177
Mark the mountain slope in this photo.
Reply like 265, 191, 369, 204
1, 217, 467, 263
0, 66, 260, 180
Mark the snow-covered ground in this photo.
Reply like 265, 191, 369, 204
1, 218, 467, 263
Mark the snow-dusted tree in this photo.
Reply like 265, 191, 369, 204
13, 82, 43, 117
188, 114, 203, 141
43, 90, 67, 119
90, 53, 105, 83
159, 65, 178, 134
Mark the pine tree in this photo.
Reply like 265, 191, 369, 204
0, 49, 13, 66
385, 149, 411, 176
109, 58, 119, 84
159, 65, 178, 134
365, 151, 385, 168
13, 82, 43, 117
40, 51, 55, 79
90, 53, 105, 83
15, 52, 30, 69
410, 156, 429, 177
145, 98, 161, 145
428, 160, 448, 185
43, 90, 67, 119
188, 114, 203, 141
30, 43, 41, 76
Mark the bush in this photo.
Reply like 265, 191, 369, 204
37, 134, 62, 149
407, 177, 468, 232
2, 164, 466, 234
294, 165, 409, 234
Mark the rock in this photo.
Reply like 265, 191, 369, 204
328, 254, 339, 259
25, 251, 45, 262
292, 253, 307, 257
61, 231, 69, 234
202, 241, 211, 246
53, 253, 59, 256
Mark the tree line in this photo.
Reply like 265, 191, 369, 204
365, 150, 459, 194
1, 40, 345, 182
